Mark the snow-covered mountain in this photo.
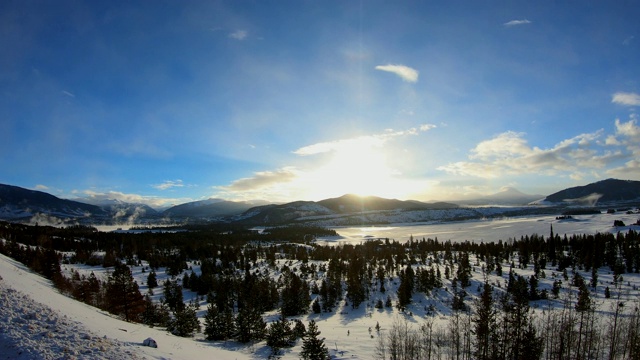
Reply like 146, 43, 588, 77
162, 199, 265, 219
0, 184, 108, 222
542, 178, 640, 205
451, 187, 544, 206
2, 179, 638, 226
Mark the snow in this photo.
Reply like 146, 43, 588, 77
318, 212, 640, 245
2, 211, 640, 359
0, 254, 250, 360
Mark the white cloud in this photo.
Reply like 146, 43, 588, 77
612, 92, 640, 106
79, 190, 187, 209
229, 30, 248, 40
375, 64, 419, 83
504, 19, 532, 27
294, 124, 435, 156
152, 180, 184, 191
218, 168, 298, 192
607, 159, 640, 179
437, 125, 632, 179
35, 184, 49, 190
61, 90, 75, 98
614, 118, 640, 139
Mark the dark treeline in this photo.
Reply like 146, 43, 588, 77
2, 220, 640, 358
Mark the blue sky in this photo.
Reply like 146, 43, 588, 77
1, 1, 639, 208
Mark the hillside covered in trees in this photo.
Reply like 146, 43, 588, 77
2, 220, 640, 359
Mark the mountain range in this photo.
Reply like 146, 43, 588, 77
0, 178, 638, 226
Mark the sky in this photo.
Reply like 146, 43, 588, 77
1, 1, 640, 209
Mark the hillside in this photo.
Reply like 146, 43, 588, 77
544, 178, 640, 205
2, 215, 640, 359
163, 199, 259, 218
453, 187, 544, 205
0, 184, 108, 222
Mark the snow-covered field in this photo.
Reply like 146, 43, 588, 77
1, 211, 640, 359
320, 212, 640, 244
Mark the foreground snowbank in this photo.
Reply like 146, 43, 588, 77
0, 254, 251, 360
0, 280, 136, 360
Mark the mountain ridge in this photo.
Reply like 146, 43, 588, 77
1, 179, 639, 225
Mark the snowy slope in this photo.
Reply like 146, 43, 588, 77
0, 254, 251, 360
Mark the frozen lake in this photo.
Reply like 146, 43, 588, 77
318, 212, 640, 245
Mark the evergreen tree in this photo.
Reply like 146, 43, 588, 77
396, 266, 414, 310
590, 266, 598, 288
292, 319, 306, 340
456, 252, 472, 287
163, 278, 184, 311
147, 270, 158, 288
473, 282, 496, 360
300, 319, 330, 360
141, 294, 169, 327
235, 305, 266, 343
168, 301, 200, 337
105, 263, 146, 322
204, 304, 236, 341
266, 313, 293, 355
280, 270, 311, 316
346, 254, 366, 308
312, 298, 321, 314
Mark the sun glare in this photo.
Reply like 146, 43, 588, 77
302, 138, 409, 200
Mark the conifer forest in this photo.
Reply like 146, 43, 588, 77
2, 221, 640, 359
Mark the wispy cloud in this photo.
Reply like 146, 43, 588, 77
218, 168, 298, 192
61, 90, 75, 98
294, 124, 435, 156
35, 184, 49, 190
504, 19, 532, 27
229, 30, 248, 40
152, 180, 184, 191
612, 92, 640, 106
79, 190, 188, 209
438, 121, 633, 179
375, 64, 419, 83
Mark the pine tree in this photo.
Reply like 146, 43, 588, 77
168, 301, 200, 337
204, 304, 236, 341
456, 252, 472, 287
105, 263, 146, 322
473, 282, 496, 360
141, 294, 168, 327
235, 305, 266, 343
300, 319, 330, 360
266, 313, 293, 355
396, 266, 414, 310
163, 278, 184, 312
204, 304, 225, 340
292, 319, 306, 340
147, 270, 157, 288
280, 270, 311, 316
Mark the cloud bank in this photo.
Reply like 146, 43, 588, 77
438, 118, 640, 180
375, 64, 419, 83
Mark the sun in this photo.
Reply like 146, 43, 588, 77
301, 138, 409, 200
